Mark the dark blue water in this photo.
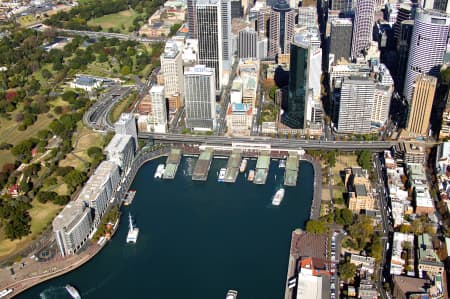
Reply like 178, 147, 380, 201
18, 157, 313, 299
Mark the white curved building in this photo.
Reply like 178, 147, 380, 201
403, 9, 450, 100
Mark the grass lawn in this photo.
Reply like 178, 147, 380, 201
88, 10, 142, 33
0, 114, 55, 146
0, 201, 62, 260
59, 125, 104, 170
0, 150, 15, 166
18, 15, 39, 27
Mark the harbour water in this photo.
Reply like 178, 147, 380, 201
18, 157, 313, 299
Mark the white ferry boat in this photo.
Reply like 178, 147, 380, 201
126, 213, 139, 243
239, 159, 248, 173
65, 285, 81, 299
226, 290, 238, 299
154, 164, 165, 179
247, 170, 255, 182
0, 288, 13, 298
272, 188, 285, 206
218, 168, 226, 182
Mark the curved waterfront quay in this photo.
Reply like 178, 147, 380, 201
5, 144, 320, 298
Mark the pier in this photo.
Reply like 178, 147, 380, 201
254, 151, 270, 185
284, 152, 299, 187
224, 150, 241, 183
192, 149, 213, 181
163, 148, 182, 179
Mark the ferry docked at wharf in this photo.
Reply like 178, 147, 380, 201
247, 169, 255, 182
154, 164, 165, 179
218, 168, 226, 182
126, 213, 139, 243
272, 188, 285, 206
239, 159, 248, 173
65, 284, 81, 299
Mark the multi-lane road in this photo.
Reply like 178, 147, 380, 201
83, 85, 134, 132
139, 132, 399, 151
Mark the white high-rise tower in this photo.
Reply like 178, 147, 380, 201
403, 9, 450, 100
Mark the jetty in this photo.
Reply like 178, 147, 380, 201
122, 190, 136, 206
254, 151, 270, 185
284, 152, 299, 186
192, 149, 213, 181
163, 148, 182, 179
224, 150, 241, 183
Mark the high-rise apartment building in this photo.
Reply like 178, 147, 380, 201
403, 9, 450, 100
104, 134, 135, 173
329, 18, 353, 62
161, 40, 184, 110
268, 0, 296, 57
184, 65, 217, 130
115, 113, 138, 150
53, 200, 93, 257
150, 85, 168, 133
188, 0, 197, 38
406, 75, 437, 136
238, 27, 258, 59
351, 0, 376, 58
196, 0, 231, 90
423, 0, 450, 13
337, 76, 375, 133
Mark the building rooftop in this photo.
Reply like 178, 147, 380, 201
53, 200, 87, 231
185, 64, 214, 76
163, 39, 180, 59
104, 134, 133, 153
355, 184, 368, 197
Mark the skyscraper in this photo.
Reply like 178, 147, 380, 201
238, 27, 258, 59
257, 7, 271, 38
231, 0, 243, 18
329, 18, 353, 62
406, 75, 437, 135
393, 4, 413, 43
337, 76, 375, 133
184, 65, 217, 130
351, 0, 376, 59
395, 20, 414, 92
196, 0, 231, 90
403, 9, 450, 100
330, 0, 353, 12
297, 7, 318, 27
282, 34, 309, 129
161, 39, 184, 109
268, 0, 296, 57
188, 0, 197, 38
150, 85, 168, 133
371, 84, 392, 126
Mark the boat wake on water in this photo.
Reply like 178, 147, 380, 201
39, 286, 69, 299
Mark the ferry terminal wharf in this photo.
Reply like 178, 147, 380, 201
162, 148, 182, 179
224, 150, 241, 183
284, 152, 299, 187
192, 148, 213, 181
254, 151, 271, 184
